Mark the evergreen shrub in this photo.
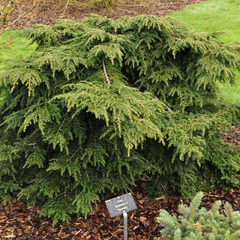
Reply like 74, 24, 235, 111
1, 14, 240, 224
156, 192, 240, 240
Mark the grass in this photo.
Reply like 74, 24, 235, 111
0, 30, 36, 72
170, 0, 240, 44
1, 0, 240, 102
169, 0, 240, 103
0, 30, 36, 100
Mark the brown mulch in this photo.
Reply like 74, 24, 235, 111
222, 126, 240, 146
2, 0, 240, 239
6, 0, 206, 29
1, 188, 240, 239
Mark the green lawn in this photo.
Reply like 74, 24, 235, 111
170, 0, 240, 43
170, 0, 240, 103
0, 30, 36, 101
0, 30, 36, 72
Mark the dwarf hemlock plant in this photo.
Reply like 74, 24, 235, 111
156, 192, 240, 240
1, 14, 240, 224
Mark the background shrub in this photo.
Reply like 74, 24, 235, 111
1, 14, 240, 224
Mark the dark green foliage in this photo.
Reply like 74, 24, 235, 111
1, 14, 240, 224
156, 192, 240, 239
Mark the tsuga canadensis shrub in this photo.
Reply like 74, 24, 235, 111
156, 192, 240, 240
1, 14, 240, 224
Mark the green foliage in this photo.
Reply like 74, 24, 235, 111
156, 192, 240, 239
1, 14, 240, 223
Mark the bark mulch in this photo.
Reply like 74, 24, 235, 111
222, 126, 240, 146
1, 187, 240, 239
6, 0, 206, 29
2, 0, 240, 239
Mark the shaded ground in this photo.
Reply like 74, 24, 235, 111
2, 0, 240, 239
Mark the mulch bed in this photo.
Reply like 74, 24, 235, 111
5, 0, 206, 29
222, 126, 240, 146
1, 187, 240, 239
2, 0, 240, 239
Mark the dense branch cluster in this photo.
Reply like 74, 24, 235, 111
1, 14, 240, 224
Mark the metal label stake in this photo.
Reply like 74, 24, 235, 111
123, 211, 128, 240
105, 193, 137, 240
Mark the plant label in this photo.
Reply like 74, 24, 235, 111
105, 193, 137, 218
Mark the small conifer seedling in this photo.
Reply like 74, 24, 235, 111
156, 192, 240, 240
